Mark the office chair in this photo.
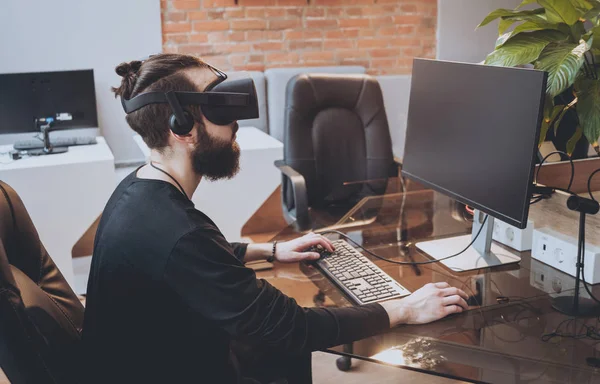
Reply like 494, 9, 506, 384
0, 181, 84, 383
275, 73, 399, 230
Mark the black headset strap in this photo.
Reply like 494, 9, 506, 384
149, 162, 188, 199
121, 91, 250, 114
165, 91, 189, 128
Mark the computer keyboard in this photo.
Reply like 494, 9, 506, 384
310, 239, 411, 305
13, 136, 97, 150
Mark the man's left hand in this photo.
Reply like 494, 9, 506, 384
274, 232, 335, 263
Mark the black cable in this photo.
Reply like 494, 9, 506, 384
542, 318, 579, 342
529, 196, 544, 205
588, 168, 600, 202
548, 186, 577, 196
542, 317, 600, 342
535, 150, 575, 192
149, 162, 188, 199
317, 216, 488, 266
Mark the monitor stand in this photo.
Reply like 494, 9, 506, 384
28, 147, 68, 156
416, 210, 521, 272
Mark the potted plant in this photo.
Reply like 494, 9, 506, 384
478, 0, 600, 159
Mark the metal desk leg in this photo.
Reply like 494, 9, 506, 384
336, 343, 353, 371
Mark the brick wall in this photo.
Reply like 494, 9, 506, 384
161, 0, 437, 75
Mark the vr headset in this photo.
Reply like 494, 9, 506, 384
120, 63, 259, 136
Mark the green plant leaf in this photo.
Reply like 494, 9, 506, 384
495, 32, 514, 48
575, 78, 600, 145
495, 19, 569, 48
583, 31, 594, 49
535, 40, 590, 96
499, 19, 516, 35
593, 26, 600, 50
571, 21, 587, 40
518, 0, 538, 9
478, 8, 545, 28
486, 35, 550, 67
497, 12, 548, 34
540, 104, 565, 145
566, 126, 584, 155
571, 0, 594, 12
583, 2, 600, 20
487, 30, 570, 67
543, 93, 555, 119
538, 0, 582, 25
553, 104, 572, 135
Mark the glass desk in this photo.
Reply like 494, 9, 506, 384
262, 188, 600, 384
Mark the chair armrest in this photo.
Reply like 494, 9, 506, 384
274, 160, 310, 229
275, 160, 303, 179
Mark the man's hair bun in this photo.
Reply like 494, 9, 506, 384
115, 60, 143, 78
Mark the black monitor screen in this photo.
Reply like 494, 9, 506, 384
0, 69, 97, 134
401, 58, 547, 229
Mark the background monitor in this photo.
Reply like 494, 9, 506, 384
0, 69, 98, 136
401, 58, 547, 271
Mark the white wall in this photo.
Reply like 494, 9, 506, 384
378, 75, 412, 160
388, 0, 522, 160
437, 0, 523, 63
0, 0, 162, 164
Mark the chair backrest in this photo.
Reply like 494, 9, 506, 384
0, 181, 85, 384
282, 73, 394, 211
265, 66, 366, 142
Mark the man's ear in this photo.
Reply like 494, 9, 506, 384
169, 126, 196, 143
170, 122, 202, 148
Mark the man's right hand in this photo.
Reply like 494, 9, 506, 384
379, 282, 469, 327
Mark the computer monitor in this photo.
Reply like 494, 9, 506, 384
0, 69, 98, 135
401, 58, 547, 272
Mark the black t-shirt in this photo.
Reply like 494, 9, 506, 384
82, 170, 389, 383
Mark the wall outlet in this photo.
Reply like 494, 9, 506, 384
529, 258, 590, 298
493, 219, 533, 252
532, 227, 600, 285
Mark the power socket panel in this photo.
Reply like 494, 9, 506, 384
532, 227, 600, 285
529, 258, 588, 298
493, 219, 533, 252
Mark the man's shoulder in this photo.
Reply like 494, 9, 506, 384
172, 213, 227, 249
96, 176, 222, 256
168, 212, 241, 265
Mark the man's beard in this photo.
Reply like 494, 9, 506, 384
191, 125, 240, 181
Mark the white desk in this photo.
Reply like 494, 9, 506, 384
134, 127, 283, 241
0, 137, 115, 289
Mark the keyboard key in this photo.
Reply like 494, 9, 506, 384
362, 296, 377, 302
